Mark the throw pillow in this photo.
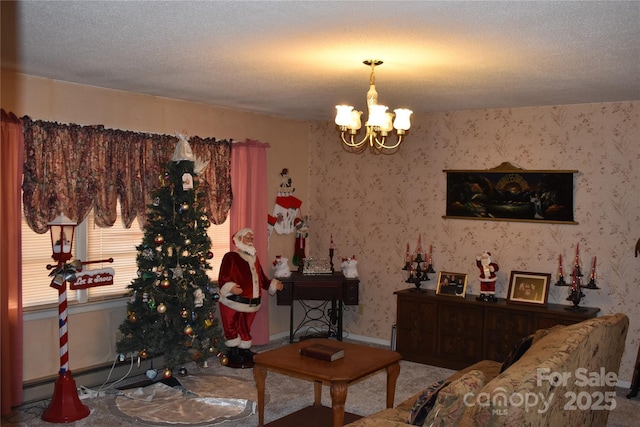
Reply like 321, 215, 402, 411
500, 334, 534, 373
407, 379, 449, 426
424, 369, 485, 427
532, 324, 565, 345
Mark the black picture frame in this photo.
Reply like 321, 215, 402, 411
436, 272, 468, 298
444, 162, 577, 224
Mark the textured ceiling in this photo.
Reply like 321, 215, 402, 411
2, 1, 639, 121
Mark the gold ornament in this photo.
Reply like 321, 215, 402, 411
181, 202, 190, 211
183, 325, 194, 335
208, 346, 216, 354
180, 308, 189, 318
128, 313, 137, 323
163, 368, 172, 378
203, 318, 213, 329
140, 349, 148, 359
220, 355, 229, 366
157, 303, 167, 314
160, 278, 171, 288
154, 234, 164, 244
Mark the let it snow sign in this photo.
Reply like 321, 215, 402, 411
70, 267, 115, 290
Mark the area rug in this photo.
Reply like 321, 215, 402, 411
112, 374, 265, 425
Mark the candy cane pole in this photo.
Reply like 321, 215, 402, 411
41, 269, 90, 423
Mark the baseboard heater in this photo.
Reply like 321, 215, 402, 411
21, 355, 165, 405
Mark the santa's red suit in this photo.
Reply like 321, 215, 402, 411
218, 250, 279, 350
477, 252, 499, 294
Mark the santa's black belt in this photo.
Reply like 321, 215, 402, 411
227, 295, 261, 305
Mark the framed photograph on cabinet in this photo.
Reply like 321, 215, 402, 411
436, 272, 468, 297
507, 271, 551, 306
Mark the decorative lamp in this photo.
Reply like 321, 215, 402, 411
49, 214, 77, 263
335, 59, 412, 153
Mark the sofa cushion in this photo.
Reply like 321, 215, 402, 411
424, 369, 485, 426
499, 334, 534, 373
407, 379, 449, 426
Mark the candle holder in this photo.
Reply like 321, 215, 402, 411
403, 253, 430, 291
555, 246, 600, 311
329, 248, 334, 273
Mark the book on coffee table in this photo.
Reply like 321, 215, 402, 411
299, 343, 345, 361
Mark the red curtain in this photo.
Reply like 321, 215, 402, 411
230, 139, 270, 345
1, 110, 24, 415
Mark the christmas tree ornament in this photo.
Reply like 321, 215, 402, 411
208, 346, 216, 354
147, 299, 156, 310
206, 251, 214, 259
180, 308, 189, 318
146, 368, 158, 380
180, 202, 190, 212
184, 238, 191, 245
128, 312, 137, 322
203, 318, 213, 328
192, 350, 203, 361
162, 368, 172, 379
170, 265, 184, 279
154, 234, 165, 244
140, 349, 148, 359
182, 249, 190, 257
177, 367, 188, 376
160, 278, 171, 288
220, 355, 229, 366
157, 303, 167, 314
212, 292, 220, 302
183, 325, 194, 335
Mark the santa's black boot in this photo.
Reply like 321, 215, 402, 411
238, 348, 255, 368
226, 347, 254, 369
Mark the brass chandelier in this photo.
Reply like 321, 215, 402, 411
335, 60, 412, 153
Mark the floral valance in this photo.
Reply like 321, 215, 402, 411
21, 116, 232, 233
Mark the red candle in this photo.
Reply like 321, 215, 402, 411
558, 254, 564, 275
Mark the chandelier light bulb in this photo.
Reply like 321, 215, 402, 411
335, 105, 354, 127
393, 108, 413, 131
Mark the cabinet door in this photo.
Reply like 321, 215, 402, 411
484, 309, 533, 362
396, 297, 437, 363
437, 302, 484, 366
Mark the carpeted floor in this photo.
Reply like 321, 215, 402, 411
4, 338, 640, 426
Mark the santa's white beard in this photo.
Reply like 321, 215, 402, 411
236, 241, 256, 256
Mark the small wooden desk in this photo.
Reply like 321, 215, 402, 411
253, 339, 401, 427
277, 272, 359, 342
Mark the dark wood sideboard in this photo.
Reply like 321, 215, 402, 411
395, 288, 599, 370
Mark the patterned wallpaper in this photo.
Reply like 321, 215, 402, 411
307, 101, 639, 382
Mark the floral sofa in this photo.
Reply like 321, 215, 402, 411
346, 313, 629, 427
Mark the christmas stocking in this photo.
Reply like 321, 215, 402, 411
267, 195, 302, 235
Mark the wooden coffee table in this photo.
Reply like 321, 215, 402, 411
253, 339, 401, 427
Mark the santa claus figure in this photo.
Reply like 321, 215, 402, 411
476, 251, 499, 302
218, 228, 283, 368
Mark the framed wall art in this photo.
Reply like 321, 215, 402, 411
436, 272, 468, 297
507, 271, 551, 306
444, 162, 578, 224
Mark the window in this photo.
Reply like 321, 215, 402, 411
21, 203, 230, 309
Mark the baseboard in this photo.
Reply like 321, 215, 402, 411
22, 355, 164, 404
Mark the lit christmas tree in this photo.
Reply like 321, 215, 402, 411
117, 136, 225, 375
